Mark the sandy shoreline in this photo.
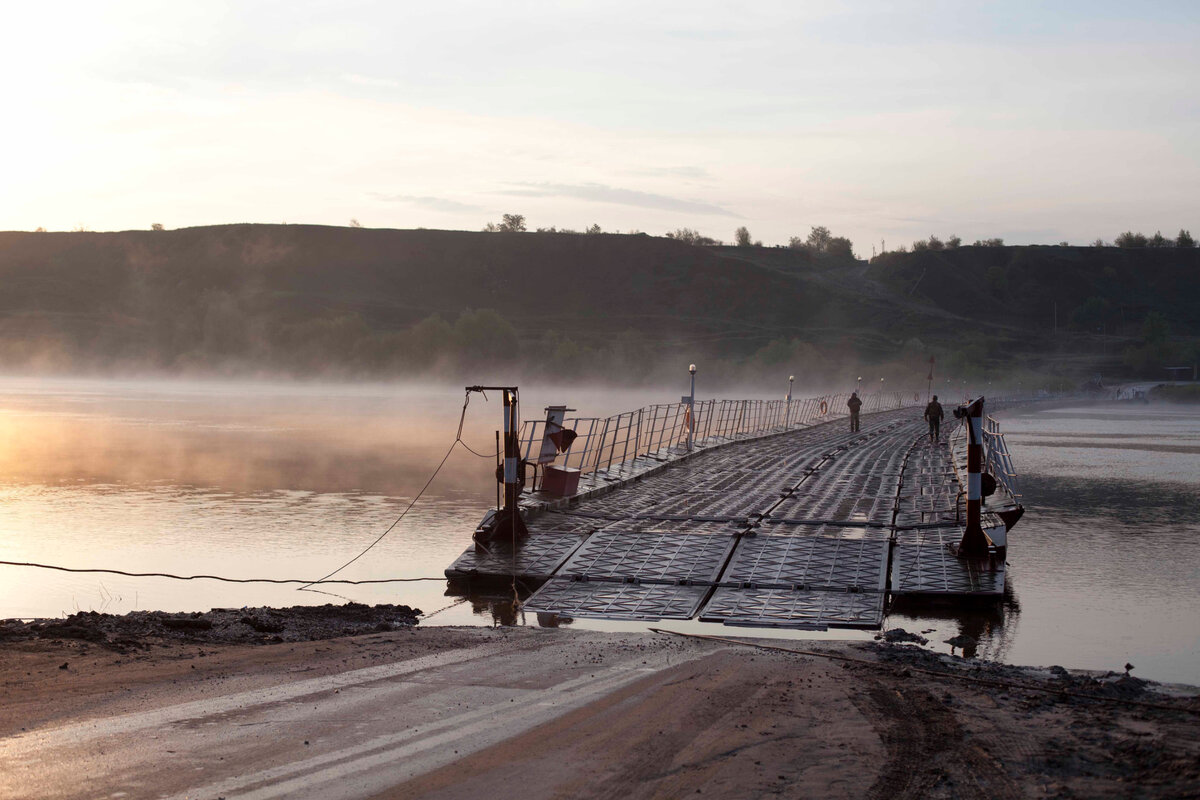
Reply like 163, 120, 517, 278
2, 607, 1198, 799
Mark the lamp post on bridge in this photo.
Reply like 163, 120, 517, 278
686, 363, 697, 452
785, 375, 794, 427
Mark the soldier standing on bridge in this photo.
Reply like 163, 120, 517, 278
847, 391, 862, 432
925, 395, 945, 443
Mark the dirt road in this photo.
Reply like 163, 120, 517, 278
1, 626, 1197, 799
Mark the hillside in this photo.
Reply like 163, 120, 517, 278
0, 225, 1194, 383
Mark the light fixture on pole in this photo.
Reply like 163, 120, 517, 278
691, 362, 700, 450
786, 375, 795, 426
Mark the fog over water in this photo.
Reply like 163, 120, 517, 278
1, 378, 1197, 684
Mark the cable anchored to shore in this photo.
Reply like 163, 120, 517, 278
298, 389, 484, 591
0, 560, 446, 585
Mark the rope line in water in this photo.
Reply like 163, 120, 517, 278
0, 560, 446, 585
299, 438, 460, 590
3, 390, 483, 596
300, 389, 484, 591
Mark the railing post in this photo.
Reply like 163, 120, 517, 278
593, 417, 611, 473
620, 412, 632, 470
635, 408, 643, 459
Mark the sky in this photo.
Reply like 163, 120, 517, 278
2, 0, 1198, 252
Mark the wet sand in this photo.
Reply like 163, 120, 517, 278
1, 617, 1198, 799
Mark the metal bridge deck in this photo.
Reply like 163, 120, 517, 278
449, 407, 1009, 628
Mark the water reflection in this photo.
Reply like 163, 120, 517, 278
890, 584, 1021, 661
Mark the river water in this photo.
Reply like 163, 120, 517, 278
1, 378, 1197, 685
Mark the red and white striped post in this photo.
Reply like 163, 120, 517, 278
956, 396, 991, 557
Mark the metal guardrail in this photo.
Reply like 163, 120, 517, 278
983, 415, 1020, 499
518, 391, 916, 483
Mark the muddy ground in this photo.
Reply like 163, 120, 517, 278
2, 606, 1198, 799
0, 601, 420, 650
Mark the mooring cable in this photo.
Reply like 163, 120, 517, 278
298, 438, 461, 591
0, 560, 446, 585
3, 389, 486, 595
299, 388, 485, 591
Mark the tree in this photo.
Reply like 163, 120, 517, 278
734, 226, 752, 247
911, 239, 929, 252
826, 237, 854, 260
1071, 296, 1110, 329
946, 235, 961, 249
787, 236, 807, 250
1176, 229, 1195, 248
1142, 312, 1169, 346
973, 237, 1004, 247
1091, 238, 1107, 247
500, 213, 526, 232
151, 223, 165, 231
1147, 230, 1171, 248
927, 235, 944, 251
586, 223, 602, 235
1115, 231, 1147, 248
348, 219, 362, 228
806, 226, 832, 251
666, 228, 718, 245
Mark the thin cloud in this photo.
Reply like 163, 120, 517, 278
503, 182, 738, 217
371, 193, 483, 213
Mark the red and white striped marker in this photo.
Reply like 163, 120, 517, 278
957, 396, 992, 557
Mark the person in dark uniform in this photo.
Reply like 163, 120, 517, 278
924, 395, 944, 442
847, 391, 862, 432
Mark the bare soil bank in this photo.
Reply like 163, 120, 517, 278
2, 607, 1198, 799
0, 601, 420, 650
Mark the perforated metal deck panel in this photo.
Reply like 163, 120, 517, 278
596, 517, 743, 536
556, 529, 737, 585
700, 587, 883, 629
523, 578, 710, 620
445, 533, 588, 580
525, 512, 604, 535
890, 527, 1006, 595
758, 521, 892, 540
722, 535, 888, 591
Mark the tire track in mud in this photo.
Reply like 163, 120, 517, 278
854, 679, 1021, 800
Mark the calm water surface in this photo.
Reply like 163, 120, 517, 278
2, 379, 1197, 684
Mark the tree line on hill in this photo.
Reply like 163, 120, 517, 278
481, 214, 858, 260
1105, 230, 1194, 248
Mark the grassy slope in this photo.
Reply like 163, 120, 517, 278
0, 225, 1194, 377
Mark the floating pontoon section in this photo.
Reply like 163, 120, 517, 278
452, 400, 1021, 627
525, 579, 709, 620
